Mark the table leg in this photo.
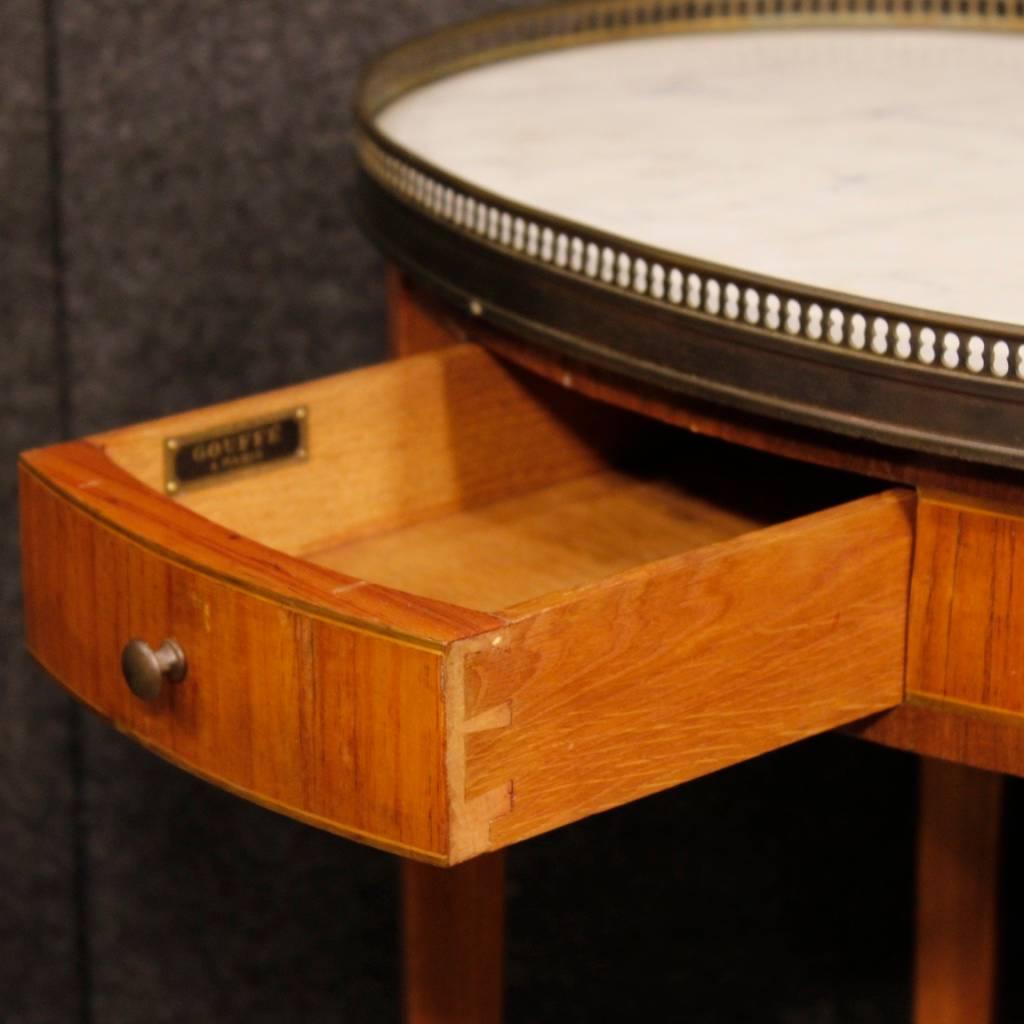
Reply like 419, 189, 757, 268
402, 853, 506, 1024
913, 758, 1004, 1024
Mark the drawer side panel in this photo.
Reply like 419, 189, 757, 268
451, 490, 914, 856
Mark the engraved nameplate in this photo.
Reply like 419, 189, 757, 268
164, 407, 308, 494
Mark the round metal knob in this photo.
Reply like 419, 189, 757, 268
121, 638, 187, 701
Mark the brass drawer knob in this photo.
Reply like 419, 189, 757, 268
121, 638, 187, 701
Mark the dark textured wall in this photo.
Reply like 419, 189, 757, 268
2, 1, 941, 1020
1, 3, 79, 1023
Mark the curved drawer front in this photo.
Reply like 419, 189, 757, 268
20, 459, 452, 862
20, 345, 914, 864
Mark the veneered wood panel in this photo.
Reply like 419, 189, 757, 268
908, 496, 1024, 712
20, 467, 449, 862
850, 496, 1024, 773
447, 489, 914, 857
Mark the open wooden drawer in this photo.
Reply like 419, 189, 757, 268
20, 344, 913, 865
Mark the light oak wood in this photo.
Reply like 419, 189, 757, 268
913, 759, 1004, 1024
446, 489, 913, 856
95, 343, 635, 559
21, 342, 913, 864
402, 854, 505, 1023
309, 468, 762, 612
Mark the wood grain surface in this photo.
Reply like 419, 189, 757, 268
446, 489, 914, 856
309, 468, 762, 612
908, 494, 1024, 712
854, 493, 1024, 777
20, 465, 451, 862
95, 343, 635, 559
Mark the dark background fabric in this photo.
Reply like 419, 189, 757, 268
4, 1, 1016, 1020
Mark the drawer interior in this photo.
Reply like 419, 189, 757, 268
305, 445, 878, 612
96, 344, 880, 615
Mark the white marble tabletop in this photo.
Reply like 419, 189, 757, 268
379, 29, 1024, 326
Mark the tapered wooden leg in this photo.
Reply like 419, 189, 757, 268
913, 758, 1004, 1024
402, 853, 505, 1024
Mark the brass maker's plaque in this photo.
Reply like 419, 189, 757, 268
164, 407, 307, 494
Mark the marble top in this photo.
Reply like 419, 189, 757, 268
379, 29, 1024, 327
